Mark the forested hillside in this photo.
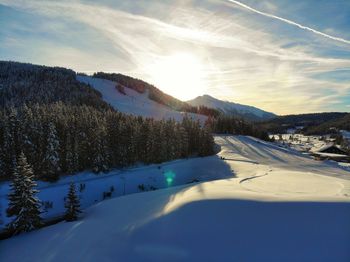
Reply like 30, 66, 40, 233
0, 104, 214, 181
303, 114, 350, 135
0, 61, 272, 183
0, 61, 108, 110
92, 72, 220, 117
259, 112, 348, 133
0, 61, 214, 181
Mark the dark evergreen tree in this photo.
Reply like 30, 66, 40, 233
6, 152, 42, 234
1, 112, 17, 178
91, 124, 110, 173
199, 126, 215, 156
65, 132, 79, 174
64, 182, 81, 222
177, 125, 189, 158
42, 122, 60, 181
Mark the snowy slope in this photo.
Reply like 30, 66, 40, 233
1, 135, 350, 261
188, 94, 276, 120
0, 155, 232, 230
77, 75, 207, 123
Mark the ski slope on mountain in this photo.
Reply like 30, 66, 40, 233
77, 75, 207, 122
1, 136, 350, 262
188, 94, 276, 120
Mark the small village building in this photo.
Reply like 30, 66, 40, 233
310, 143, 349, 162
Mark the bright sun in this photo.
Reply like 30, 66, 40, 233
148, 53, 205, 101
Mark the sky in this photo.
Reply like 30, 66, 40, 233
0, 0, 350, 115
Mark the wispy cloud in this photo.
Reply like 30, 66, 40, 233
0, 0, 349, 114
226, 0, 350, 45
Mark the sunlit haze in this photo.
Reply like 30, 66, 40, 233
148, 53, 205, 100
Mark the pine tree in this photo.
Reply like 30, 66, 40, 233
177, 126, 189, 157
64, 182, 81, 222
199, 126, 215, 156
92, 125, 110, 173
65, 133, 79, 174
21, 105, 37, 169
1, 116, 16, 178
7, 152, 42, 235
0, 144, 6, 179
42, 122, 60, 181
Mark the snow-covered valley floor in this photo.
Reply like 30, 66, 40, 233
1, 135, 350, 261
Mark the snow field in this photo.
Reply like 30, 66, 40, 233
77, 75, 207, 123
0, 155, 233, 230
1, 135, 350, 262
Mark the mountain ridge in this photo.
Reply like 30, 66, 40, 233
259, 112, 350, 134
187, 94, 276, 121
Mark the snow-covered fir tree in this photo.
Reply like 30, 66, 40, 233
42, 122, 60, 181
6, 152, 42, 234
92, 124, 110, 173
1, 111, 17, 178
64, 182, 81, 222
21, 105, 36, 166
64, 132, 79, 174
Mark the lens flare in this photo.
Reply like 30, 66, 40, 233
164, 170, 176, 187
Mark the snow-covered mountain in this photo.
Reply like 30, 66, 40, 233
188, 94, 276, 121
77, 75, 207, 123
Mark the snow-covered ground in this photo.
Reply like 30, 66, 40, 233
77, 75, 207, 123
1, 135, 350, 261
0, 155, 232, 230
270, 133, 350, 169
270, 133, 325, 152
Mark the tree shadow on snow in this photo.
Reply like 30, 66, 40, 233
126, 199, 350, 262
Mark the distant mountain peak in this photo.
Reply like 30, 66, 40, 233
200, 94, 215, 99
187, 94, 276, 121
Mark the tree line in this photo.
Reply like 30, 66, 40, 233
258, 112, 348, 134
208, 115, 271, 141
0, 103, 214, 182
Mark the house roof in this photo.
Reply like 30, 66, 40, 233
311, 143, 333, 153
315, 143, 336, 152
313, 152, 349, 158
311, 143, 347, 154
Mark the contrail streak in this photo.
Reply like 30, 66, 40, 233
226, 0, 350, 45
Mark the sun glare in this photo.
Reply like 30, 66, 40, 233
148, 53, 205, 101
